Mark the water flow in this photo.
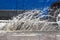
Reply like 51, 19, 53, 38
0, 8, 60, 31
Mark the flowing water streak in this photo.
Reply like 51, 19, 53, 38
2, 8, 59, 31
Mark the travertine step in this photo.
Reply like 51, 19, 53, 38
0, 32, 59, 40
